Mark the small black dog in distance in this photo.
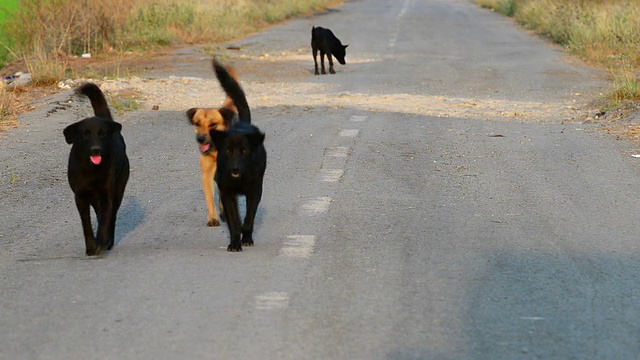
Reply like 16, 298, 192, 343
63, 83, 130, 256
209, 58, 267, 252
311, 26, 348, 75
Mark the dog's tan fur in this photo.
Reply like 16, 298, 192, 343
186, 66, 239, 226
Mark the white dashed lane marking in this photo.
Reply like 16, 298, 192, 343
279, 235, 316, 258
255, 292, 289, 310
339, 129, 359, 137
349, 115, 368, 122
301, 196, 332, 215
325, 146, 349, 157
319, 169, 344, 182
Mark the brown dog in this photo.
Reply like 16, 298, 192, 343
186, 66, 239, 226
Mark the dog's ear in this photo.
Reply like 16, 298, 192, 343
210, 129, 227, 150
63, 122, 80, 144
110, 121, 123, 134
186, 108, 197, 124
343, 44, 349, 49
219, 107, 236, 125
247, 130, 265, 150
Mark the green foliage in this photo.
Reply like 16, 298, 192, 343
0, 0, 19, 67
477, 0, 517, 17
120, 2, 196, 48
608, 66, 640, 104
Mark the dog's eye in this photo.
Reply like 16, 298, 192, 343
226, 147, 233, 156
241, 147, 249, 156
209, 124, 216, 129
82, 129, 90, 139
98, 129, 106, 138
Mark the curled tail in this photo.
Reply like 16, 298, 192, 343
77, 83, 113, 121
212, 58, 251, 123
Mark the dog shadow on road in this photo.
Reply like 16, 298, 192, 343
113, 196, 145, 248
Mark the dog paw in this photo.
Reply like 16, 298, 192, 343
329, 68, 336, 74
207, 219, 220, 227
227, 243, 243, 252
86, 246, 106, 256
242, 236, 254, 247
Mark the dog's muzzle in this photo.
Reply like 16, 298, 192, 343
196, 135, 213, 154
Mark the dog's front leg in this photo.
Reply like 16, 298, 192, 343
220, 194, 242, 251
75, 194, 100, 256
327, 52, 335, 74
201, 156, 220, 227
241, 189, 262, 247
96, 195, 115, 253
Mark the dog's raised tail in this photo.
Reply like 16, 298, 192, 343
212, 58, 251, 123
77, 83, 113, 121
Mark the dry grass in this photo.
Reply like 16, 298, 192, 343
0, 86, 15, 130
0, 0, 342, 128
3, 0, 341, 62
1, 0, 342, 83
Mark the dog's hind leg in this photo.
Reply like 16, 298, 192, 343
219, 200, 225, 222
201, 157, 220, 227
75, 194, 100, 256
108, 163, 129, 249
220, 194, 242, 251
107, 188, 126, 250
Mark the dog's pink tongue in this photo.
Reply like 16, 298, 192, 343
90, 155, 102, 165
200, 144, 210, 153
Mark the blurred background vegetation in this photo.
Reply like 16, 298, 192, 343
0, 0, 19, 67
0, 0, 340, 126
0, 0, 340, 82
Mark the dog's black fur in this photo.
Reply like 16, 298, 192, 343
63, 83, 130, 256
311, 26, 348, 75
210, 58, 266, 252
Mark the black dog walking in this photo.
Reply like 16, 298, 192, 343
64, 83, 130, 256
311, 26, 348, 75
209, 59, 267, 252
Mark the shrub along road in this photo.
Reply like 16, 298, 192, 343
1, 0, 639, 358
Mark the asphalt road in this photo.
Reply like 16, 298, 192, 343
2, 0, 640, 359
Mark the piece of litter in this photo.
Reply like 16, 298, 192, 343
631, 155, 640, 158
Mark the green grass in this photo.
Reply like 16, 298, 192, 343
110, 91, 144, 114
0, 0, 19, 67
